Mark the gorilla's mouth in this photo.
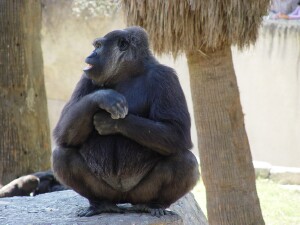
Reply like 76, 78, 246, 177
84, 64, 93, 71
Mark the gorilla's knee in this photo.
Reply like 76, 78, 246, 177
51, 147, 76, 185
180, 151, 200, 187
146, 151, 199, 206
52, 147, 68, 172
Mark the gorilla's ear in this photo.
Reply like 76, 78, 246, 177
118, 37, 130, 51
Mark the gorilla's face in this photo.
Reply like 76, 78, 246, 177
84, 30, 130, 86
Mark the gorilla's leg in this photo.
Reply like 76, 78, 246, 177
126, 150, 199, 217
52, 147, 123, 217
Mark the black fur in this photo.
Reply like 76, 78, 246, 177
52, 26, 199, 217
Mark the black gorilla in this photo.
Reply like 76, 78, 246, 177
52, 26, 199, 217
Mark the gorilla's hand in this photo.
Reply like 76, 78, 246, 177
93, 111, 120, 135
93, 89, 128, 119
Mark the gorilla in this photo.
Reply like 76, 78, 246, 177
52, 26, 199, 217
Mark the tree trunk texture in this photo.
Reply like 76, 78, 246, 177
0, 0, 51, 185
187, 47, 265, 225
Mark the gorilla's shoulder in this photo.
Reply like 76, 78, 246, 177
146, 63, 179, 84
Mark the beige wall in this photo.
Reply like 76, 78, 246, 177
233, 20, 300, 167
42, 2, 300, 167
42, 1, 124, 101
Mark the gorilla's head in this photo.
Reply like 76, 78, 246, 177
84, 26, 151, 86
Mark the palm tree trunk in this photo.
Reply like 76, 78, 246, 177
0, 0, 51, 185
186, 46, 264, 225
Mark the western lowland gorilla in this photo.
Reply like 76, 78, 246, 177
52, 26, 199, 217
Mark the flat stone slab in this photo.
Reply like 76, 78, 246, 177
0, 190, 207, 225
253, 161, 272, 179
253, 161, 300, 184
270, 166, 300, 185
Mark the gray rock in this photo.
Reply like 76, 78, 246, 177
270, 166, 300, 185
0, 190, 207, 225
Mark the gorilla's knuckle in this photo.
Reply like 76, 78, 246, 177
104, 104, 113, 112
111, 116, 118, 120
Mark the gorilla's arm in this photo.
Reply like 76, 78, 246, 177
54, 76, 127, 147
53, 77, 99, 147
94, 71, 192, 155
119, 70, 192, 155
118, 114, 192, 155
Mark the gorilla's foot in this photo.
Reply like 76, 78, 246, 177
120, 204, 176, 217
77, 200, 124, 217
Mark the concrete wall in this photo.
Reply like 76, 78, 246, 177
42, 1, 300, 167
233, 20, 300, 167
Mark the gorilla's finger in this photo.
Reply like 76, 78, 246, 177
111, 114, 120, 119
116, 103, 125, 112
110, 106, 120, 119
116, 103, 127, 118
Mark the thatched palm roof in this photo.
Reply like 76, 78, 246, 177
122, 0, 270, 56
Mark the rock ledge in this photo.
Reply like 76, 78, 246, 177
0, 190, 207, 225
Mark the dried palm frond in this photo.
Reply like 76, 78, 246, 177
122, 0, 270, 56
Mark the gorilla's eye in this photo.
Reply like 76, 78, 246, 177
93, 40, 102, 49
118, 38, 129, 51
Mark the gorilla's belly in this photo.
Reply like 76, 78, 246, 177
79, 132, 161, 192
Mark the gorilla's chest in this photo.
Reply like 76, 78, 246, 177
115, 79, 150, 117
